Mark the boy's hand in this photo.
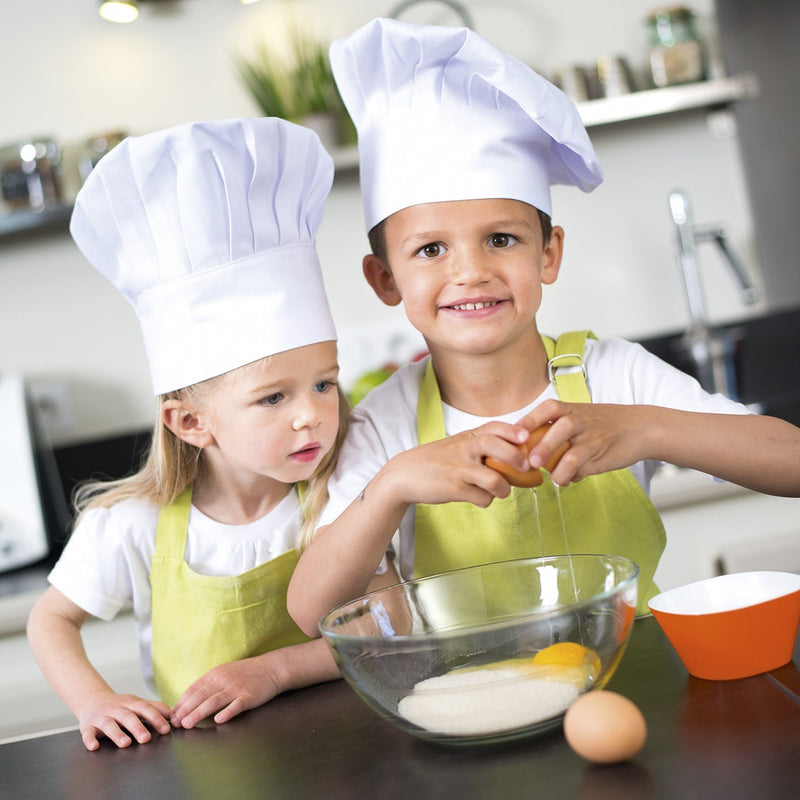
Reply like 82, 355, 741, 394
386, 421, 533, 507
170, 657, 280, 730
519, 400, 651, 485
77, 691, 172, 751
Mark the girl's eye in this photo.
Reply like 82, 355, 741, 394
261, 393, 283, 407
314, 380, 335, 393
417, 242, 444, 259
489, 233, 516, 248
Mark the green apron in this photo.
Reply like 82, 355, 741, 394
150, 486, 311, 706
413, 331, 665, 616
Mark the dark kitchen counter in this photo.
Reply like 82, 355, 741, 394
2, 617, 799, 800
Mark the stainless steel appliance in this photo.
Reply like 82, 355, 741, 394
0, 373, 68, 573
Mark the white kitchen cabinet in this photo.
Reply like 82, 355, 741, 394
652, 469, 800, 592
0, 611, 147, 743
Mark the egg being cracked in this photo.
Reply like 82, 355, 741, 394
484, 423, 570, 487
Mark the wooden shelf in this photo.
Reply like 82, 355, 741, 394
0, 74, 760, 241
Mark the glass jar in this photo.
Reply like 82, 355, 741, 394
0, 137, 62, 214
646, 6, 705, 87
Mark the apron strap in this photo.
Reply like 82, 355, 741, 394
542, 330, 595, 404
154, 486, 193, 558
418, 358, 446, 444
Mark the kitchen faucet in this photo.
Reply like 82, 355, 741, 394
668, 190, 758, 398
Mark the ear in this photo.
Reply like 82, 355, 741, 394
363, 254, 402, 307
161, 400, 214, 449
540, 225, 564, 286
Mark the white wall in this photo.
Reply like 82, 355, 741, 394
0, 0, 765, 444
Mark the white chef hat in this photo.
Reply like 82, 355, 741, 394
70, 117, 337, 395
331, 18, 603, 231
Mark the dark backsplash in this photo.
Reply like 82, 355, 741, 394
49, 428, 152, 556
637, 305, 800, 427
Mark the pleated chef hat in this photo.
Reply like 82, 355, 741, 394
331, 18, 603, 231
70, 118, 337, 395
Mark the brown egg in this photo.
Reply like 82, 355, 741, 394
484, 423, 570, 487
563, 690, 647, 764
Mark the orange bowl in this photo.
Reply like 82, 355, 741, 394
648, 571, 800, 680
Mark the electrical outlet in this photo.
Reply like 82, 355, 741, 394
29, 381, 75, 435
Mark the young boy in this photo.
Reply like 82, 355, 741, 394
287, 18, 800, 633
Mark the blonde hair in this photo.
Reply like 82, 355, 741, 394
74, 356, 349, 549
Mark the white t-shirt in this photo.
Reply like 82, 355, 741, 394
320, 337, 752, 579
48, 487, 304, 693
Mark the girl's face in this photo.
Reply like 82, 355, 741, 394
365, 198, 563, 360
198, 341, 341, 490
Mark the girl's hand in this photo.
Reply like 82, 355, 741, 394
169, 657, 280, 730
77, 691, 172, 751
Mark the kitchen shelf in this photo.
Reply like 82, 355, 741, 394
329, 73, 761, 171
576, 72, 760, 128
0, 203, 73, 239
0, 73, 760, 241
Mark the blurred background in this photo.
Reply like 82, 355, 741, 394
3, 0, 798, 447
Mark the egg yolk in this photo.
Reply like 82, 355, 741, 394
450, 643, 601, 690
533, 643, 602, 680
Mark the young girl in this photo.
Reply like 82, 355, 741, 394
27, 118, 347, 751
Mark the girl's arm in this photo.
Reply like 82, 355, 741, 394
287, 422, 532, 636
172, 554, 403, 729
27, 586, 172, 751
523, 401, 800, 496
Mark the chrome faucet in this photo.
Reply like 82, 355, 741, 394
668, 190, 758, 397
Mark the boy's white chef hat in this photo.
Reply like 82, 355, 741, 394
70, 117, 337, 395
331, 17, 603, 231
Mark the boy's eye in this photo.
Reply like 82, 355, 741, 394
314, 380, 335, 393
261, 393, 283, 406
417, 242, 444, 258
489, 233, 516, 248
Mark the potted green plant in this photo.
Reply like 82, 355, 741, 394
236, 28, 352, 150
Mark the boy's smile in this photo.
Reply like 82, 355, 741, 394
366, 198, 563, 363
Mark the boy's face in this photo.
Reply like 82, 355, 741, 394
363, 198, 563, 359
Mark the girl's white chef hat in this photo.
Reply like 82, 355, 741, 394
330, 17, 603, 232
70, 117, 337, 395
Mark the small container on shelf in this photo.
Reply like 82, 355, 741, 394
552, 65, 593, 103
646, 5, 706, 88
78, 130, 128, 184
595, 55, 637, 98
0, 137, 63, 216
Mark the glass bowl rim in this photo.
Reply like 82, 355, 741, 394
318, 552, 639, 641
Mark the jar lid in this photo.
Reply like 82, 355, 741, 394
646, 6, 695, 23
